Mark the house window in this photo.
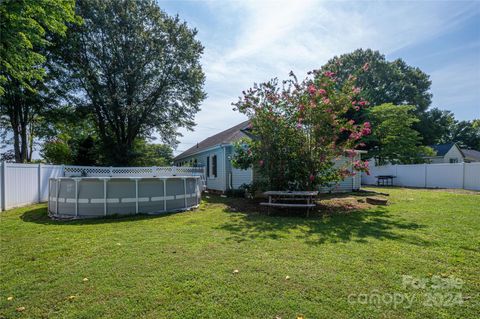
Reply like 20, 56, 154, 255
449, 158, 458, 163
206, 156, 210, 177
212, 155, 217, 177
194, 159, 198, 167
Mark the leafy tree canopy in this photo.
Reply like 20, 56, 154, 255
447, 120, 480, 150
64, 0, 206, 165
365, 103, 434, 165
419, 108, 456, 146
0, 0, 79, 95
320, 49, 432, 114
131, 140, 173, 167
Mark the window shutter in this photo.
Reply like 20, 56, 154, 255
212, 155, 217, 177
206, 156, 210, 177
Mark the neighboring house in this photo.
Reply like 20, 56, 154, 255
174, 121, 365, 193
426, 143, 480, 163
461, 149, 480, 163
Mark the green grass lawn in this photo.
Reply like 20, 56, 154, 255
0, 187, 479, 318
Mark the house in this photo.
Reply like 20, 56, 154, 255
461, 149, 480, 163
174, 121, 364, 193
426, 143, 480, 163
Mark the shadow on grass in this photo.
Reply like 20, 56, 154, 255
20, 206, 182, 226
206, 195, 428, 246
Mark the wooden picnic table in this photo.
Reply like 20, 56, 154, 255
261, 191, 318, 217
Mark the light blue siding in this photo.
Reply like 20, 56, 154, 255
174, 146, 227, 192
231, 168, 253, 189
176, 145, 362, 193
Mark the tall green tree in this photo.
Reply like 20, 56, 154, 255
419, 108, 456, 145
64, 0, 206, 165
320, 49, 434, 145
366, 103, 434, 165
0, 0, 79, 162
320, 49, 432, 114
0, 0, 78, 95
132, 140, 173, 166
447, 120, 480, 150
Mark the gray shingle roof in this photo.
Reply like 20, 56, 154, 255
430, 143, 456, 157
461, 149, 480, 161
175, 121, 250, 160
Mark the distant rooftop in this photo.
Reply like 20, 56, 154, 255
429, 143, 457, 157
461, 148, 480, 161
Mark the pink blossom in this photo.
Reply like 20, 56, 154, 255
348, 119, 355, 125
322, 98, 331, 105
362, 63, 369, 71
352, 87, 361, 94
346, 149, 357, 158
309, 174, 315, 182
349, 131, 362, 140
363, 121, 371, 128
308, 84, 316, 95
259, 160, 264, 166
361, 127, 371, 135
296, 118, 303, 129
318, 88, 327, 95
324, 71, 335, 77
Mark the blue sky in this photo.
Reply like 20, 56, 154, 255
156, 0, 480, 156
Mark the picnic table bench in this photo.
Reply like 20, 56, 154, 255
260, 191, 318, 217
375, 175, 396, 186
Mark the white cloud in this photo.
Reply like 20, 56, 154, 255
172, 0, 479, 155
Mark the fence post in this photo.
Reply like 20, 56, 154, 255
424, 163, 427, 188
172, 166, 177, 176
135, 179, 139, 214
37, 163, 42, 203
153, 166, 157, 177
1, 161, 5, 211
163, 179, 167, 212
109, 166, 113, 177
183, 178, 187, 209
462, 162, 466, 190
103, 178, 108, 216
61, 164, 65, 177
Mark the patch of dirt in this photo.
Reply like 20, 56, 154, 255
316, 196, 373, 215
207, 193, 380, 217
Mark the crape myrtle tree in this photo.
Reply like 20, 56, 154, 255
65, 0, 206, 164
232, 70, 371, 191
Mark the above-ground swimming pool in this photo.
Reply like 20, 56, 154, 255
48, 176, 202, 219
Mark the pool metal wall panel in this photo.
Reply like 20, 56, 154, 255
138, 178, 166, 214
48, 177, 201, 219
78, 179, 104, 216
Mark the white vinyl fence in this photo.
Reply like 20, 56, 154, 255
0, 162, 205, 211
362, 162, 480, 191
